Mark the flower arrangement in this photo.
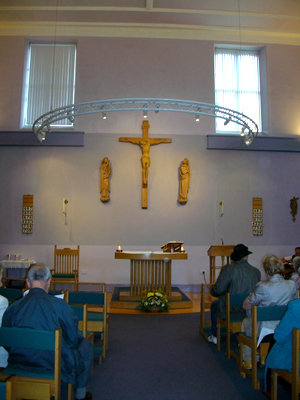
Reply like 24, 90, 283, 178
139, 288, 170, 312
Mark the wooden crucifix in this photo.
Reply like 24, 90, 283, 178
119, 120, 172, 209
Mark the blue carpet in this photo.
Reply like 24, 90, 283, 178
85, 313, 292, 400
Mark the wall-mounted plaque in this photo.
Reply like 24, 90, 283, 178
22, 195, 33, 234
252, 197, 263, 236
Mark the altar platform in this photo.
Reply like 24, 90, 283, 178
110, 286, 192, 310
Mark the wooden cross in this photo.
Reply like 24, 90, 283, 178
119, 120, 172, 209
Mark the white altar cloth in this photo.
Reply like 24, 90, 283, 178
1, 260, 35, 269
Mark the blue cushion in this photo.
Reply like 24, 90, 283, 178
52, 273, 75, 278
2, 367, 54, 380
87, 312, 104, 322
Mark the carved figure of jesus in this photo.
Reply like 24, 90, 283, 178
100, 157, 111, 203
125, 137, 167, 185
119, 121, 172, 208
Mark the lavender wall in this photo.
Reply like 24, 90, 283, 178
0, 35, 300, 286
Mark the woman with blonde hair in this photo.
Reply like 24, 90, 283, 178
241, 254, 298, 369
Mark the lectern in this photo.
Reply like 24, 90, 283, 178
207, 245, 235, 284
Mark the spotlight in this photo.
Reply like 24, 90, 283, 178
240, 127, 245, 137
67, 113, 74, 123
195, 114, 200, 122
244, 132, 253, 146
37, 131, 46, 142
143, 110, 148, 119
245, 137, 251, 146
224, 117, 231, 126
102, 112, 107, 120
155, 104, 160, 114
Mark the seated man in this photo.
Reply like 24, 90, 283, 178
208, 244, 261, 345
242, 254, 298, 369
281, 246, 300, 264
2, 263, 93, 400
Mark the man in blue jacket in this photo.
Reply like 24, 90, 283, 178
2, 263, 93, 400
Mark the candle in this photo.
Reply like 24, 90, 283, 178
118, 246, 121, 251
181, 246, 184, 252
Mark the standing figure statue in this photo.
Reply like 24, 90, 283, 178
290, 196, 299, 222
100, 157, 111, 203
178, 158, 190, 204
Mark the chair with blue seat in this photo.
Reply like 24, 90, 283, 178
66, 290, 108, 360
238, 304, 288, 390
0, 327, 73, 400
271, 327, 300, 400
217, 292, 249, 360
70, 304, 95, 369
199, 283, 216, 339
0, 288, 22, 304
0, 372, 12, 400
51, 245, 80, 291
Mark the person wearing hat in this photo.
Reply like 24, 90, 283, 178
207, 244, 261, 345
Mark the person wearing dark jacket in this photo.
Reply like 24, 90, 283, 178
207, 244, 261, 345
2, 263, 93, 400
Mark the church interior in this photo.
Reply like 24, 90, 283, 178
1, 0, 300, 293
1, 1, 300, 397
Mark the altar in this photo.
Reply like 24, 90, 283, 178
1, 259, 35, 288
113, 251, 190, 309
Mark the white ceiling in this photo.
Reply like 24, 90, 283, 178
0, 0, 300, 45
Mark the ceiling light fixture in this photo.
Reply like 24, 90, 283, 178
33, 98, 258, 145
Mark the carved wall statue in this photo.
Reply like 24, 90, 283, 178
100, 157, 111, 203
290, 196, 299, 222
178, 158, 190, 204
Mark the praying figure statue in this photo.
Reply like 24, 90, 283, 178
100, 157, 111, 203
178, 158, 190, 204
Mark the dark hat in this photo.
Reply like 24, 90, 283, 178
231, 244, 252, 262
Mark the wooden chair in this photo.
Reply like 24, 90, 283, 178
0, 327, 73, 400
51, 245, 80, 291
70, 304, 95, 369
66, 289, 108, 360
199, 283, 215, 339
217, 292, 249, 360
271, 327, 300, 400
238, 304, 287, 390
69, 304, 92, 339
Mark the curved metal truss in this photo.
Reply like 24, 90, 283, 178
32, 98, 259, 145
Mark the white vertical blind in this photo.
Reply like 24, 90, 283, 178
23, 44, 76, 127
215, 48, 261, 132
